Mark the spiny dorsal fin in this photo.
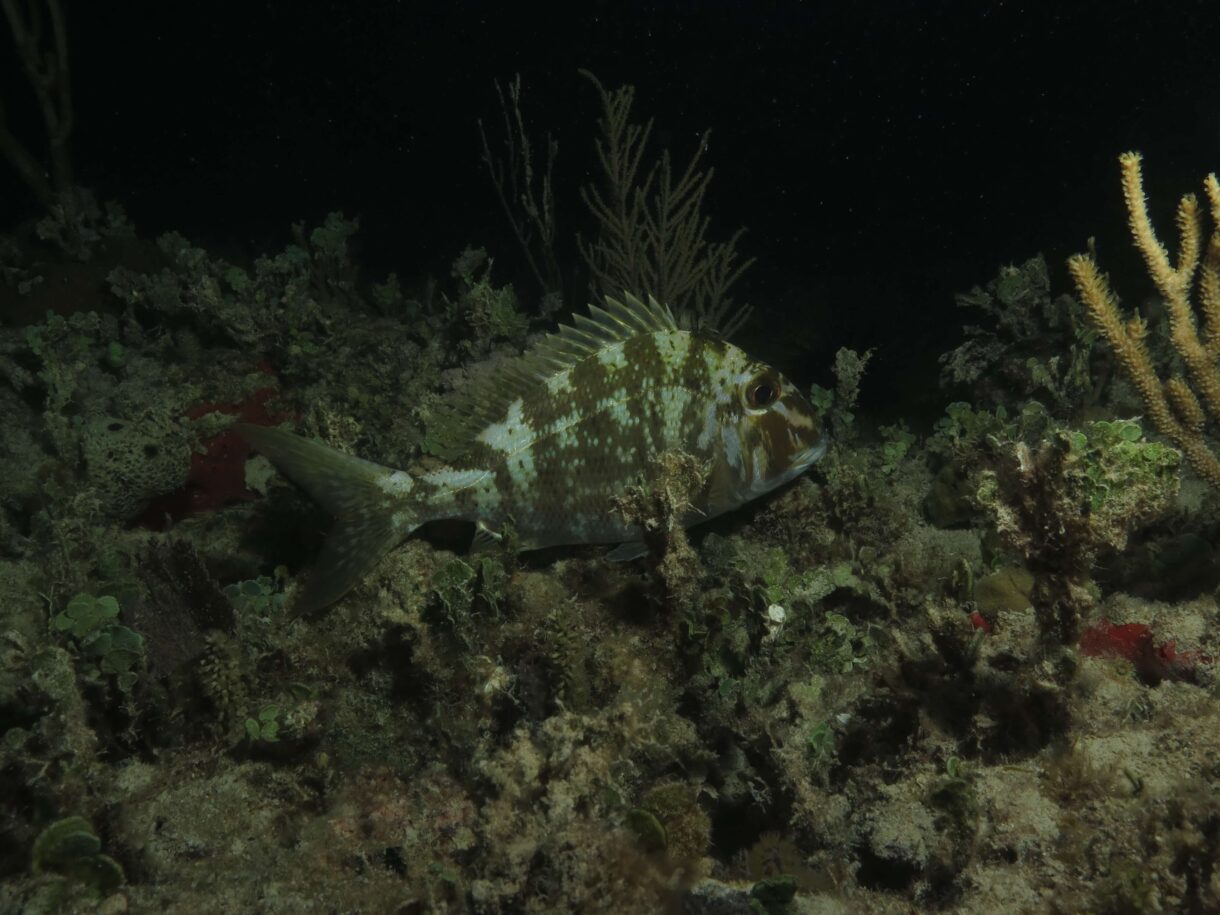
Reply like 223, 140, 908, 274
427, 292, 677, 460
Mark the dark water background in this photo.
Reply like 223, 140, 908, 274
2, 0, 1218, 420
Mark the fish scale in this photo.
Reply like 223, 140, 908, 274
238, 293, 826, 611
478, 331, 708, 542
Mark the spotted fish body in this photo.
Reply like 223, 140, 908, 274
238, 294, 826, 610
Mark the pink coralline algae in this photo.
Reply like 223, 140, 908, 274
1079, 618, 1210, 684
140, 366, 288, 527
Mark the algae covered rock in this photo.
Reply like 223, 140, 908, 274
80, 412, 191, 520
973, 566, 1035, 615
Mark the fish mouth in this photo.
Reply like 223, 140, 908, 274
758, 433, 829, 498
793, 433, 829, 471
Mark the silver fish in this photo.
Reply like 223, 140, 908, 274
238, 293, 826, 610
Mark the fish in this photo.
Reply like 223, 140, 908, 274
237, 293, 827, 611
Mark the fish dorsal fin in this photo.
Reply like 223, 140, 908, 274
428, 293, 677, 460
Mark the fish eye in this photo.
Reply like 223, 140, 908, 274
745, 374, 781, 410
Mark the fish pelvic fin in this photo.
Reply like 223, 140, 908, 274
236, 423, 422, 613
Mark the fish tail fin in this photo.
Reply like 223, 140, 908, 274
236, 423, 421, 613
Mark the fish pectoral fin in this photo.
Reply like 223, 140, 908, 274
705, 454, 738, 518
470, 521, 503, 554
605, 540, 648, 562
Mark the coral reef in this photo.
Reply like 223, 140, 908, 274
1, 169, 1218, 915
977, 411, 1180, 641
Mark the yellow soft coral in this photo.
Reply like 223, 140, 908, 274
1068, 152, 1220, 486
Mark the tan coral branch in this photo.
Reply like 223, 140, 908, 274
1070, 152, 1220, 488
